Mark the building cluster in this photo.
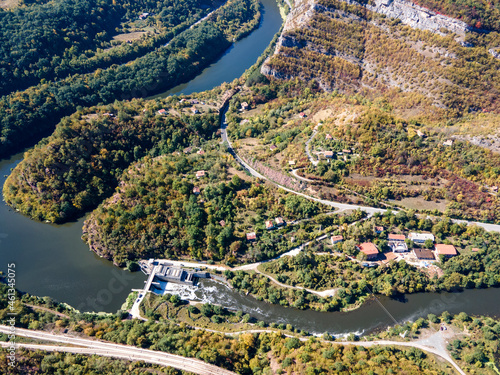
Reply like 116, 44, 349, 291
265, 217, 286, 230
330, 228, 459, 262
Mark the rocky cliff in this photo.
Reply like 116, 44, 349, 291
261, 0, 500, 114
358, 0, 469, 36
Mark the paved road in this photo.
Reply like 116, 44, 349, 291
221, 107, 500, 233
0, 326, 236, 375
305, 127, 319, 166
130, 264, 159, 319
291, 168, 315, 182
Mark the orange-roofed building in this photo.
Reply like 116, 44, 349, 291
246, 232, 257, 241
331, 235, 343, 245
435, 244, 458, 259
388, 234, 405, 242
358, 242, 379, 260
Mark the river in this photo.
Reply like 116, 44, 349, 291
0, 0, 283, 314
1, 0, 499, 334
152, 0, 283, 98
0, 153, 145, 313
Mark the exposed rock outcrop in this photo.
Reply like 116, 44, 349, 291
490, 48, 500, 60
261, 0, 471, 79
359, 0, 469, 36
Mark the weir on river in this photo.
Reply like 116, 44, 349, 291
1, 0, 499, 336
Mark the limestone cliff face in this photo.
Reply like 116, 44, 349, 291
260, 0, 500, 113
359, 0, 469, 36
262, 0, 470, 80
490, 48, 500, 60
260, 0, 316, 79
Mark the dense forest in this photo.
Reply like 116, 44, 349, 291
82, 148, 328, 266
0, 0, 260, 159
3, 99, 220, 222
0, 0, 216, 95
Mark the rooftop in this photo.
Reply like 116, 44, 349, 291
388, 234, 405, 241
413, 248, 435, 260
246, 232, 257, 241
409, 232, 435, 242
358, 242, 379, 256
331, 235, 343, 243
435, 244, 458, 256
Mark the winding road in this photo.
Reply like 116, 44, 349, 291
221, 108, 387, 216
221, 107, 500, 233
305, 126, 319, 166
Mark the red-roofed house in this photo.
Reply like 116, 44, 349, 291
265, 220, 275, 230
158, 109, 167, 115
472, 248, 480, 252
435, 244, 458, 259
193, 187, 200, 195
219, 220, 226, 227
358, 242, 379, 260
196, 170, 206, 179
246, 232, 257, 241
331, 235, 343, 245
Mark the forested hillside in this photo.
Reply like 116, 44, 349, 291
0, 0, 259, 159
0, 0, 214, 95
226, 81, 500, 224
82, 147, 327, 266
3, 98, 220, 222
